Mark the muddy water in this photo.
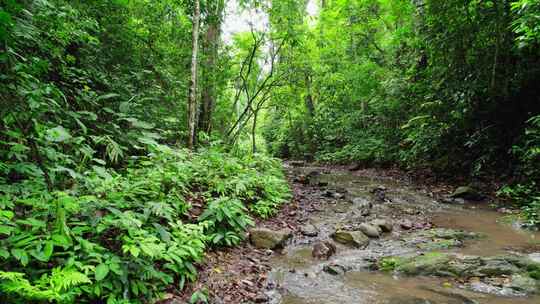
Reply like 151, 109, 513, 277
267, 167, 540, 304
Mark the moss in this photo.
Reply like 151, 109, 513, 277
379, 257, 406, 271
417, 238, 462, 250
396, 252, 452, 276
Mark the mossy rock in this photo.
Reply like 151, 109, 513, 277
417, 238, 463, 250
331, 230, 369, 248
425, 228, 481, 240
395, 252, 453, 276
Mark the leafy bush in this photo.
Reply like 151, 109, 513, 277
498, 115, 540, 227
0, 147, 290, 303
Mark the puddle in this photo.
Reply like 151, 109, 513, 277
268, 167, 540, 304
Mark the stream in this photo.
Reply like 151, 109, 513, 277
263, 165, 540, 304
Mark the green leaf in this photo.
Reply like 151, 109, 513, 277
0, 248, 9, 259
97, 93, 120, 101
95, 263, 109, 281
46, 126, 72, 142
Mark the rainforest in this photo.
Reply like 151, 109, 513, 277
0, 0, 539, 303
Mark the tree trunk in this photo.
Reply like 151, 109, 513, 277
187, 0, 200, 149
199, 1, 223, 135
252, 109, 258, 154
304, 73, 315, 116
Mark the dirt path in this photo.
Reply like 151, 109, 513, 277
172, 163, 540, 304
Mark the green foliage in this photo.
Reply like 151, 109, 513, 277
0, 147, 290, 303
498, 115, 540, 227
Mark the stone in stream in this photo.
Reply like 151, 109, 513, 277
475, 256, 521, 276
352, 197, 372, 216
300, 223, 319, 237
371, 218, 393, 232
312, 241, 336, 260
331, 230, 369, 248
323, 263, 347, 275
400, 219, 414, 230
450, 186, 484, 201
358, 222, 382, 238
249, 228, 292, 249
508, 274, 539, 294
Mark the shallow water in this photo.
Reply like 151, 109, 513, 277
267, 167, 540, 304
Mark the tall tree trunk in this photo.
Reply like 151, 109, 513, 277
199, 7, 222, 134
187, 0, 200, 149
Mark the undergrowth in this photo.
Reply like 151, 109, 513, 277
0, 145, 290, 303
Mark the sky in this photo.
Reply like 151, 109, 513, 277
222, 0, 319, 44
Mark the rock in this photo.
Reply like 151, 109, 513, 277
475, 257, 521, 276
417, 239, 463, 251
252, 293, 269, 303
358, 223, 382, 238
469, 281, 524, 297
323, 263, 346, 275
352, 197, 372, 215
371, 218, 393, 232
450, 186, 484, 201
508, 274, 538, 294
425, 228, 480, 240
312, 241, 336, 260
331, 230, 369, 248
300, 223, 319, 237
528, 252, 540, 264
371, 185, 388, 192
396, 252, 452, 276
348, 163, 363, 171
440, 197, 465, 204
400, 220, 413, 230
249, 228, 292, 249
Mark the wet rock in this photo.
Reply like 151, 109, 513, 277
331, 230, 369, 248
469, 281, 524, 297
417, 239, 462, 251
323, 189, 345, 199
300, 223, 319, 237
323, 263, 346, 275
312, 241, 336, 260
508, 274, 538, 294
424, 228, 480, 240
252, 293, 269, 303
371, 218, 393, 232
400, 220, 413, 230
371, 185, 389, 203
358, 223, 382, 238
528, 252, 540, 264
348, 163, 363, 171
249, 228, 292, 249
475, 257, 521, 276
352, 197, 372, 215
393, 252, 452, 276
440, 197, 465, 205
450, 186, 484, 201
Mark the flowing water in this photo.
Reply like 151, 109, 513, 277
266, 167, 540, 304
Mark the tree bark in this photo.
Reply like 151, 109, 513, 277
199, 1, 223, 135
187, 0, 200, 149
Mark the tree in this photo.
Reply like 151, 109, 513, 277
187, 0, 201, 149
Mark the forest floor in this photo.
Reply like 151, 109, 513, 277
170, 163, 540, 304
